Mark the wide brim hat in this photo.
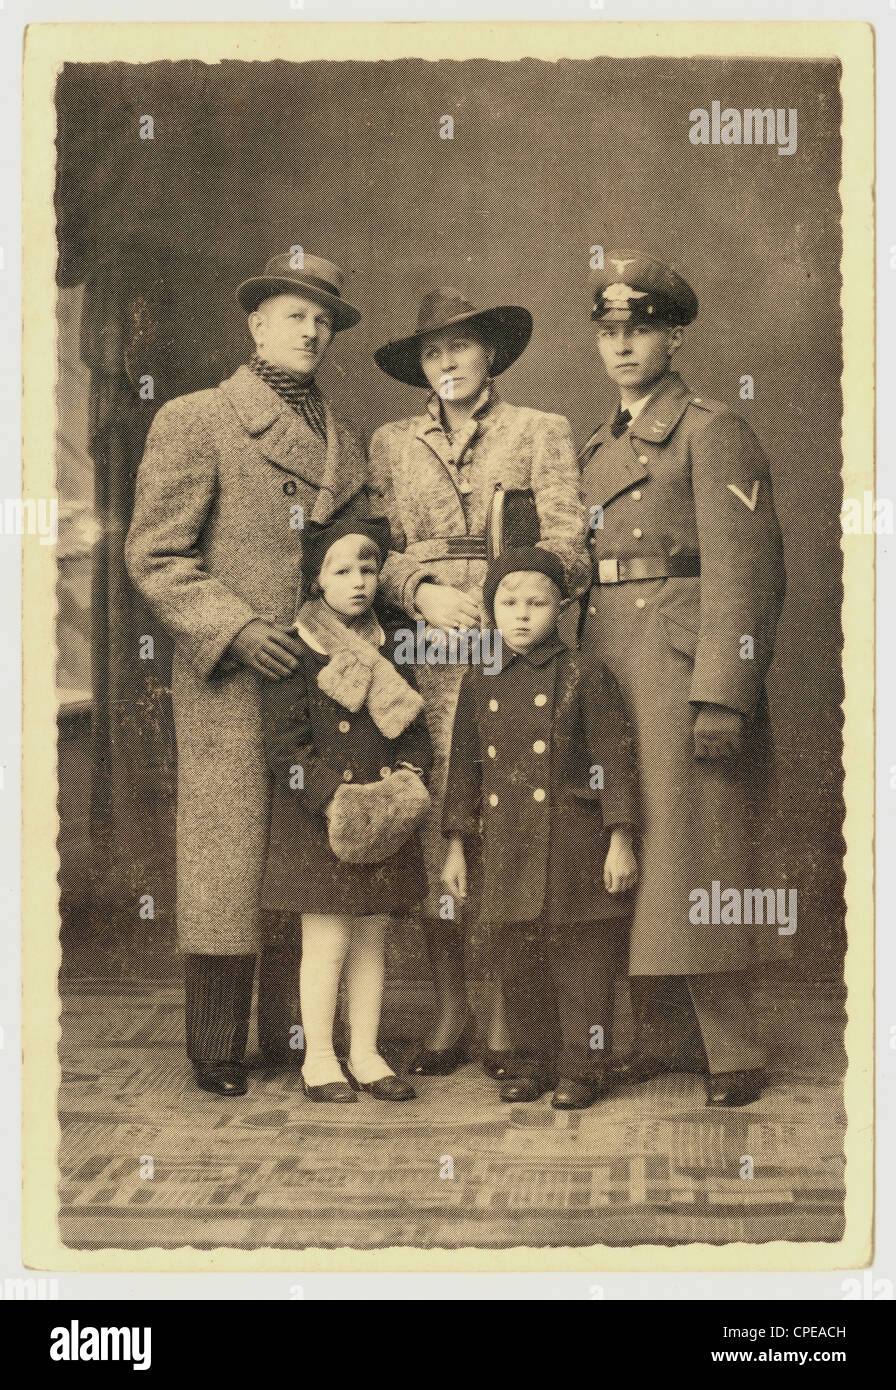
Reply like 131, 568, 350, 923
237, 252, 361, 331
374, 289, 533, 388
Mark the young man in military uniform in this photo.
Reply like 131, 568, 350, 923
578, 252, 788, 1107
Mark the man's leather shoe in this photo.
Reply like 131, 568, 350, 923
551, 1075, 612, 1110
705, 1069, 765, 1107
193, 1062, 248, 1096
499, 1075, 554, 1103
346, 1071, 416, 1101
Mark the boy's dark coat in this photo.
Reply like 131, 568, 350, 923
260, 625, 432, 915
442, 636, 638, 925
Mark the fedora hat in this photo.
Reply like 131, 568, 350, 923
374, 289, 533, 388
236, 252, 361, 331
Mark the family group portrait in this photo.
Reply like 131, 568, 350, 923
41, 28, 859, 1258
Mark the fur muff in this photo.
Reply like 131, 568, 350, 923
327, 767, 431, 865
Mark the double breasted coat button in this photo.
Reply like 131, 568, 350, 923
635, 598, 646, 609
338, 720, 350, 733
533, 739, 546, 754
632, 490, 642, 500
487, 745, 497, 758
638, 455, 648, 464
488, 793, 499, 807
589, 605, 597, 614
633, 528, 643, 539
534, 693, 547, 707
283, 480, 297, 496
533, 788, 546, 802
342, 769, 353, 781
489, 699, 499, 712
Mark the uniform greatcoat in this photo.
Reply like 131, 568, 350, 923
442, 636, 639, 926
125, 364, 369, 954
369, 388, 590, 916
578, 372, 788, 975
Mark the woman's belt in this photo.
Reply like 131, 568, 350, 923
428, 535, 489, 559
593, 553, 700, 584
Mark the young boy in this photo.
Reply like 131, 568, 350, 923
578, 252, 787, 1107
441, 548, 638, 1109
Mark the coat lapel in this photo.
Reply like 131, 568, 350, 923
220, 365, 366, 523
579, 373, 694, 509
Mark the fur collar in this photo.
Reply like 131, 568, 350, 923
295, 598, 424, 739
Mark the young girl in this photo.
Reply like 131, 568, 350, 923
259, 515, 432, 1103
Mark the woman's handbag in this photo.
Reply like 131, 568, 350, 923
485, 483, 541, 561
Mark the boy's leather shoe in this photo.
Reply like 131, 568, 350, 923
551, 1075, 612, 1110
193, 1062, 248, 1096
499, 1074, 554, 1103
705, 1069, 765, 1108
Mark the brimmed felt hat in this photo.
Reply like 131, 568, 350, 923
590, 252, 698, 327
301, 515, 392, 588
374, 289, 533, 389
482, 546, 569, 622
236, 252, 361, 330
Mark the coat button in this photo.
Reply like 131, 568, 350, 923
588, 605, 597, 615
534, 694, 547, 707
487, 745, 497, 758
380, 767, 390, 778
342, 769, 353, 781
693, 397, 702, 404
338, 720, 350, 733
533, 740, 546, 754
633, 528, 643, 539
638, 455, 648, 464
533, 788, 546, 802
283, 480, 297, 496
632, 490, 642, 500
489, 699, 499, 712
635, 598, 646, 609
488, 793, 499, 807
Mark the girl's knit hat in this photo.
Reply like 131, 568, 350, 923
301, 514, 392, 588
482, 545, 568, 621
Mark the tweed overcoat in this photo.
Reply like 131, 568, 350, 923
369, 390, 590, 917
259, 621, 432, 916
124, 365, 369, 953
578, 372, 789, 975
442, 636, 639, 925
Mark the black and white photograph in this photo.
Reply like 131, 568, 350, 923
20, 18, 874, 1266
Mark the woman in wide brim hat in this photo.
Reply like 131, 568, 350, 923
369, 288, 591, 1078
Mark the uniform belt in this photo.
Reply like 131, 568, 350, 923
434, 535, 488, 559
592, 553, 700, 584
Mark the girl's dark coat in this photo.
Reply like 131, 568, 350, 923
260, 628, 432, 915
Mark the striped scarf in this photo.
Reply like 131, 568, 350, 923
248, 353, 328, 441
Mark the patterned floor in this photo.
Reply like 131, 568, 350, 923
58, 979, 846, 1250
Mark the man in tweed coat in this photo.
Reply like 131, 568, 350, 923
125, 252, 369, 1095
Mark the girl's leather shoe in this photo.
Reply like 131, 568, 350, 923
407, 1014, 474, 1076
301, 1076, 357, 1103
551, 1075, 612, 1110
499, 1074, 554, 1103
346, 1071, 416, 1101
705, 1069, 765, 1107
193, 1062, 248, 1096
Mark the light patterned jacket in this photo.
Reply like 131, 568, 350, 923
369, 387, 590, 617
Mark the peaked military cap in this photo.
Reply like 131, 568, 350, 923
590, 252, 698, 327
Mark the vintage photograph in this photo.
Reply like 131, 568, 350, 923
24, 22, 872, 1263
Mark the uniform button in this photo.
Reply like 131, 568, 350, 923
533, 740, 546, 754
632, 528, 643, 539
458, 481, 472, 495
533, 788, 546, 802
338, 720, 350, 733
635, 598, 646, 610
632, 490, 642, 500
342, 769, 353, 781
487, 745, 497, 758
488, 793, 499, 807
489, 699, 499, 712
380, 767, 390, 778
693, 397, 702, 404
588, 605, 597, 615
534, 694, 547, 707
638, 455, 648, 464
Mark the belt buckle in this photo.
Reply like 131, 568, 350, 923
598, 557, 619, 584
